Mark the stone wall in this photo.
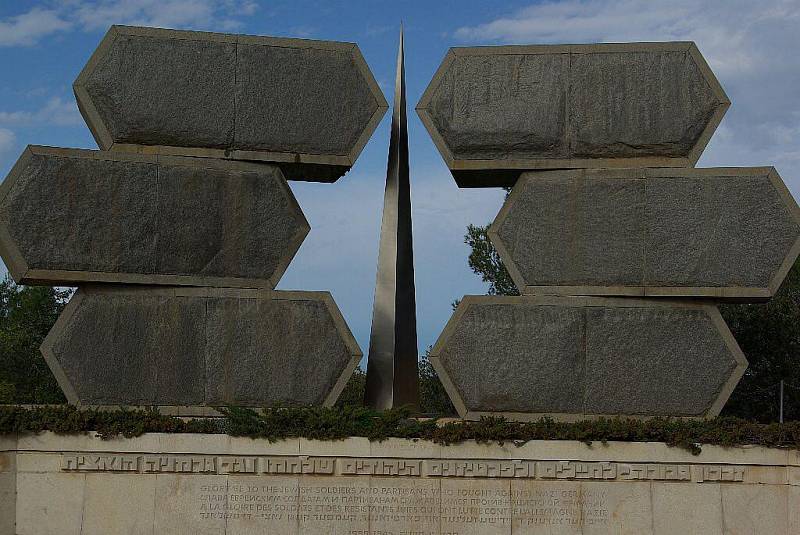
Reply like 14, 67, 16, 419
1, 432, 797, 534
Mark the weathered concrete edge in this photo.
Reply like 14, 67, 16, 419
40, 291, 83, 405
39, 286, 362, 412
488, 167, 800, 299
1, 145, 310, 289
685, 43, 731, 165
415, 49, 457, 167
73, 25, 388, 173
706, 307, 749, 417
0, 147, 34, 283
429, 295, 748, 421
768, 167, 800, 294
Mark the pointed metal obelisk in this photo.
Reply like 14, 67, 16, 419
364, 27, 420, 410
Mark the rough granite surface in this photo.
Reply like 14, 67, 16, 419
425, 48, 722, 162
233, 44, 377, 155
437, 303, 585, 413
584, 307, 735, 416
493, 170, 799, 291
81, 33, 381, 163
0, 152, 307, 286
2, 153, 159, 275
52, 292, 206, 405
569, 51, 718, 158
646, 175, 799, 288
85, 35, 236, 149
435, 299, 741, 416
497, 174, 645, 286
204, 297, 351, 406
428, 53, 569, 160
47, 290, 354, 407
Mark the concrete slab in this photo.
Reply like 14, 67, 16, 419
75, 26, 387, 182
429, 295, 747, 420
0, 146, 309, 289
416, 42, 728, 187
489, 167, 800, 300
40, 286, 361, 409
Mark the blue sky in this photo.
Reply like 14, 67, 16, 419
1, 0, 799, 364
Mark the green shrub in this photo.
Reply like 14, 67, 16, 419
2, 405, 800, 454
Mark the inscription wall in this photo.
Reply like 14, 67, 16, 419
61, 454, 747, 483
55, 453, 757, 533
6, 436, 795, 535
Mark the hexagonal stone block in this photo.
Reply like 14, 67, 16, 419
417, 42, 729, 187
489, 167, 800, 300
430, 296, 747, 420
74, 26, 388, 182
0, 146, 308, 288
41, 286, 361, 409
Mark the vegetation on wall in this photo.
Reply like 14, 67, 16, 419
2, 405, 800, 454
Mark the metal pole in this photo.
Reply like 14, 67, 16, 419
364, 26, 420, 410
780, 379, 784, 424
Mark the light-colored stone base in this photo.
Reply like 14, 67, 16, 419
1, 432, 798, 534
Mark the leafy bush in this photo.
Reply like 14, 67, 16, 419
2, 405, 800, 454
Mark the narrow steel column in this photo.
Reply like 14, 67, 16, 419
364, 27, 419, 410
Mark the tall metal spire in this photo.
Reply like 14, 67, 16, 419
364, 26, 419, 410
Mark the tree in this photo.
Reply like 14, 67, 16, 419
464, 223, 800, 423
335, 366, 366, 408
418, 351, 456, 416
719, 261, 800, 422
0, 277, 70, 404
465, 224, 518, 296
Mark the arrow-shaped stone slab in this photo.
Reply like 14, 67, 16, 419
489, 167, 800, 300
41, 286, 361, 409
417, 42, 729, 187
0, 146, 309, 288
74, 25, 388, 182
430, 296, 747, 421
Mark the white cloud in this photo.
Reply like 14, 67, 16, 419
71, 0, 259, 31
0, 1, 260, 47
0, 8, 71, 47
453, 0, 800, 196
0, 129, 15, 154
0, 97, 83, 127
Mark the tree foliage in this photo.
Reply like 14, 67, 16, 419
0, 277, 70, 404
720, 260, 800, 422
418, 353, 456, 416
464, 224, 800, 423
465, 224, 518, 296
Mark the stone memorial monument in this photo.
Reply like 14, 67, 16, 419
0, 25, 390, 411
422, 43, 800, 421
2, 28, 800, 535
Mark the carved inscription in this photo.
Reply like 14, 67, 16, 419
61, 454, 747, 483
57, 453, 754, 533
513, 486, 609, 528
428, 459, 532, 478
